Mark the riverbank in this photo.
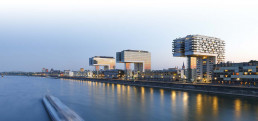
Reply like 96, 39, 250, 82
59, 76, 258, 98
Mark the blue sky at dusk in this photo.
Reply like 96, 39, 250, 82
0, 0, 258, 72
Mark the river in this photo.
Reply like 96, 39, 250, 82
0, 76, 257, 121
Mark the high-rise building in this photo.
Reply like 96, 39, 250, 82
89, 56, 116, 71
116, 50, 151, 72
173, 35, 225, 83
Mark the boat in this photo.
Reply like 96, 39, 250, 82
42, 95, 84, 121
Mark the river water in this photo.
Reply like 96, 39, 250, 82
0, 76, 257, 121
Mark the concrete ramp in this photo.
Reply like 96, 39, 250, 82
43, 95, 84, 121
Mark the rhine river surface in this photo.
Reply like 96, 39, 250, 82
0, 76, 258, 121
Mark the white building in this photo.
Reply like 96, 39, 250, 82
173, 35, 225, 83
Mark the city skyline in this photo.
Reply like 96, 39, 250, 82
0, 0, 258, 72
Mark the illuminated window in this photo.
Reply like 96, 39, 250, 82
203, 61, 207, 64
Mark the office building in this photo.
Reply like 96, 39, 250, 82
89, 56, 116, 71
116, 50, 151, 72
173, 35, 225, 83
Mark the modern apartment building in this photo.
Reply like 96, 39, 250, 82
89, 56, 116, 71
116, 50, 151, 72
213, 60, 258, 86
173, 35, 225, 83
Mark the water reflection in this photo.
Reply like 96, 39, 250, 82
196, 94, 202, 118
212, 96, 218, 117
2, 76, 257, 121
141, 87, 145, 103
160, 89, 164, 106
150, 88, 154, 102
171, 91, 177, 114
183, 92, 189, 121
45, 79, 258, 121
235, 99, 242, 121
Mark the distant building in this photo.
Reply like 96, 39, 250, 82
103, 69, 125, 79
89, 56, 116, 71
213, 60, 258, 86
63, 70, 74, 77
116, 49, 151, 72
138, 68, 182, 81
173, 35, 225, 83
92, 71, 105, 78
49, 68, 62, 77
80, 68, 84, 72
182, 62, 185, 69
73, 70, 93, 78
42, 68, 46, 72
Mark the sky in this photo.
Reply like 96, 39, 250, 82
0, 0, 258, 72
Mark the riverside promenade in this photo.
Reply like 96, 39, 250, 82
59, 76, 258, 98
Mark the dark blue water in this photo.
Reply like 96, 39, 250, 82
0, 76, 257, 121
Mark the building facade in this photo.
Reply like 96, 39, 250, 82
116, 50, 151, 72
173, 35, 225, 83
73, 70, 93, 78
137, 68, 182, 82
89, 56, 116, 71
213, 60, 258, 86
103, 69, 125, 79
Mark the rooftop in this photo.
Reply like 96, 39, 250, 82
93, 56, 115, 59
123, 49, 150, 53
